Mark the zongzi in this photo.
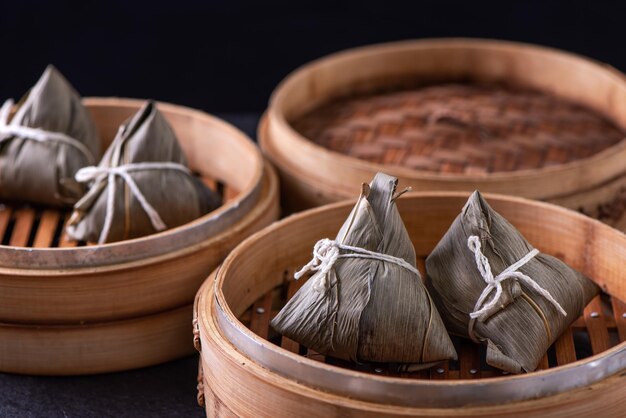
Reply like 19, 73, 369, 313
66, 100, 220, 244
426, 191, 599, 373
271, 172, 457, 366
0, 65, 100, 206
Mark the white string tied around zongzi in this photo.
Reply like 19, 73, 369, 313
294, 238, 420, 293
0, 99, 96, 164
466, 235, 567, 319
75, 162, 191, 244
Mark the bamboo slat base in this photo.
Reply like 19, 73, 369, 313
0, 175, 236, 250
242, 272, 624, 379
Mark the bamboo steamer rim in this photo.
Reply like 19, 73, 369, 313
0, 97, 264, 269
0, 162, 278, 277
197, 278, 421, 415
265, 38, 626, 199
0, 162, 278, 324
0, 304, 194, 375
209, 191, 626, 408
198, 276, 625, 416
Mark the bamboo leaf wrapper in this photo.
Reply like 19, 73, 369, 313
426, 191, 598, 373
272, 172, 457, 365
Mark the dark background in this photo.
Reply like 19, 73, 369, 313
1, 1, 624, 417
1, 1, 625, 113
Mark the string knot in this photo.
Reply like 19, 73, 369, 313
75, 161, 191, 244
294, 239, 340, 292
294, 238, 420, 294
0, 99, 96, 164
466, 235, 567, 320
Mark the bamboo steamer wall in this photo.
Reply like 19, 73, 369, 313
0, 99, 280, 375
195, 193, 626, 417
260, 38, 626, 226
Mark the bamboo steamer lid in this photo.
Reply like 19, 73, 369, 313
260, 39, 626, 219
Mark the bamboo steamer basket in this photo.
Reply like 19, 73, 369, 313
260, 38, 626, 223
0, 159, 278, 375
195, 192, 626, 417
0, 98, 279, 324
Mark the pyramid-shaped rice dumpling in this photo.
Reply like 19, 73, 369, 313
426, 191, 599, 373
0, 65, 100, 206
66, 100, 220, 243
271, 172, 457, 366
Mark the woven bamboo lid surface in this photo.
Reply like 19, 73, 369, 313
294, 83, 624, 174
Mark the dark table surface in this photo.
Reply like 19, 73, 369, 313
0, 114, 260, 418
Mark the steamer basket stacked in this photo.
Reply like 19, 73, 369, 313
0, 98, 279, 375
195, 193, 625, 417
260, 38, 626, 226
